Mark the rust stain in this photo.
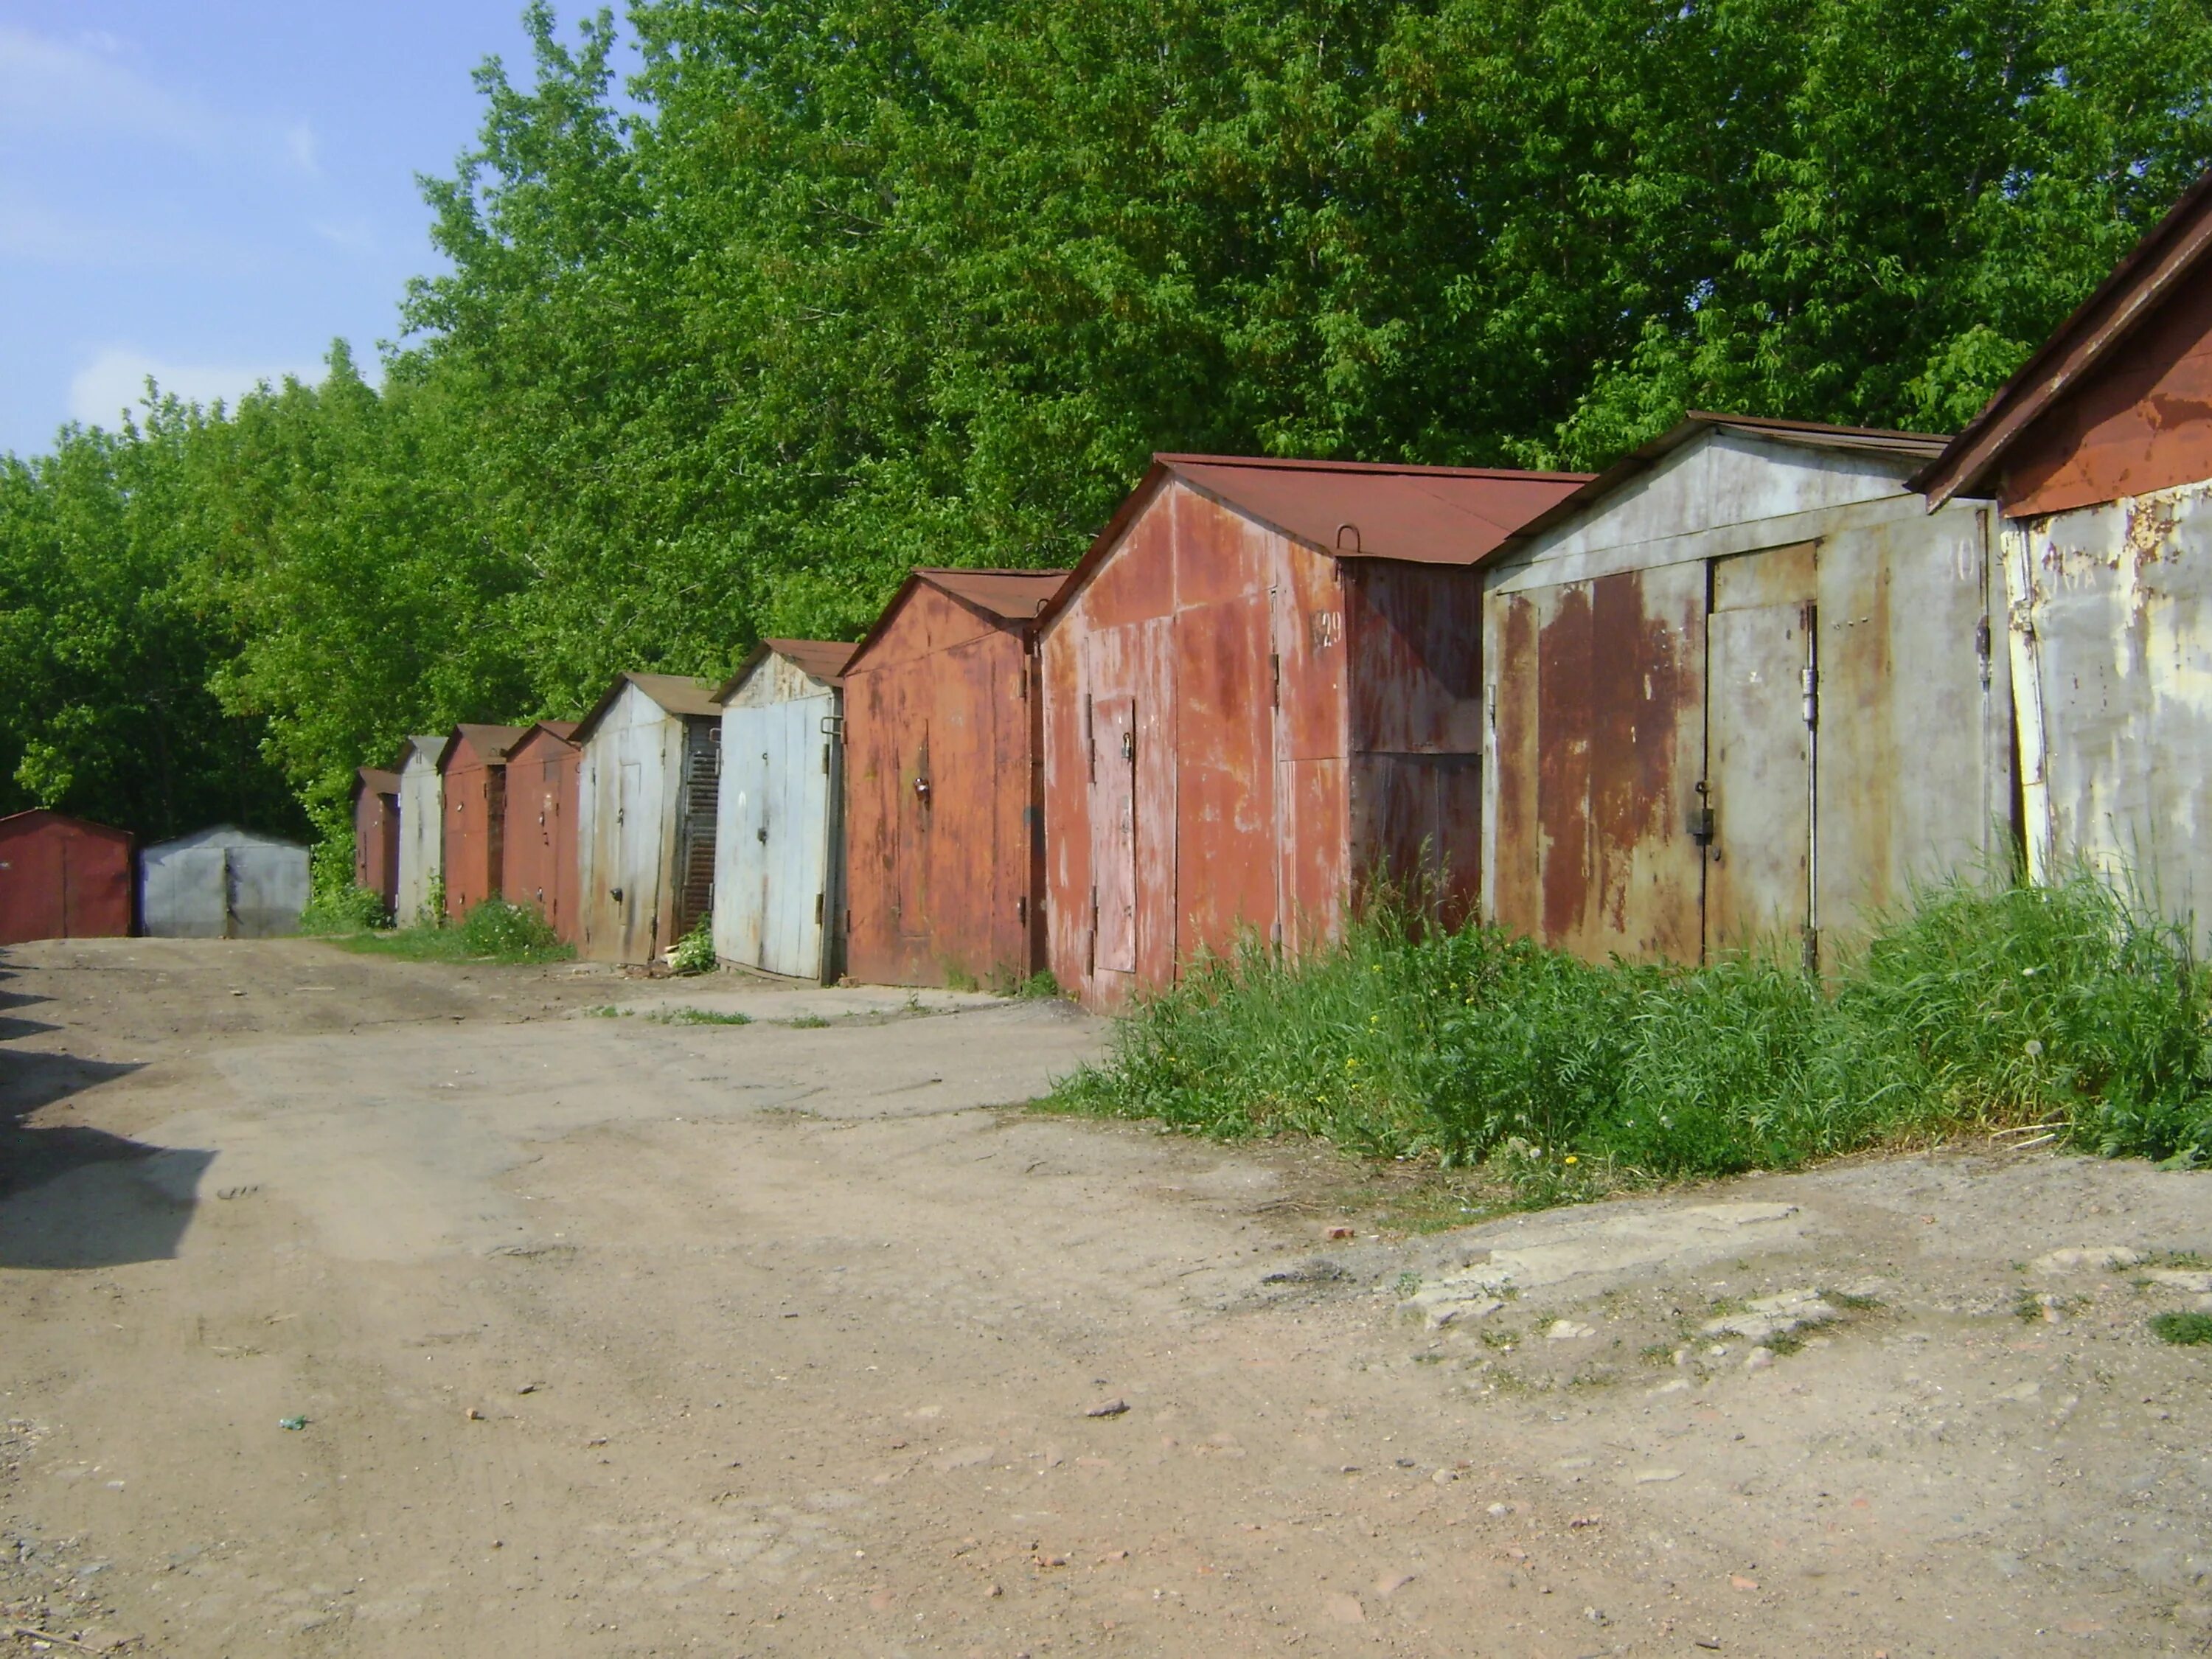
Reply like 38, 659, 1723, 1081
1534, 580, 1596, 945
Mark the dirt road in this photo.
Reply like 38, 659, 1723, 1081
4, 939, 2212, 1657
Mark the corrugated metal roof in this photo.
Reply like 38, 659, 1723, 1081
0, 807, 133, 845
356, 766, 401, 796
623, 672, 723, 720
846, 568, 1074, 676
144, 824, 310, 857
714, 639, 860, 703
765, 638, 860, 684
535, 719, 580, 742
1915, 166, 2212, 507
1158, 453, 1591, 566
1491, 412, 1950, 556
572, 672, 724, 745
918, 568, 1071, 620
439, 723, 531, 771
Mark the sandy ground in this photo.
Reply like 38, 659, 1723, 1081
4, 939, 2212, 1658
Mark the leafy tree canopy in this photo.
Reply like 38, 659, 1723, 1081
4, 0, 2209, 844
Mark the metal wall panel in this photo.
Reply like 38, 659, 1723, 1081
1486, 566, 1709, 961
578, 684, 681, 964
1816, 507, 2008, 935
2005, 481, 2212, 928
1704, 594, 1815, 955
716, 692, 838, 979
395, 747, 443, 928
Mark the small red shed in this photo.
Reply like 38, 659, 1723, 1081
500, 720, 582, 942
1040, 455, 1587, 1009
352, 767, 400, 917
843, 568, 1071, 987
439, 724, 528, 922
0, 809, 135, 944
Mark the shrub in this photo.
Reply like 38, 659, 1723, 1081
457, 898, 568, 960
299, 883, 389, 934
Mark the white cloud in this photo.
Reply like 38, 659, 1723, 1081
286, 122, 319, 176
311, 216, 377, 253
67, 347, 322, 428
0, 25, 220, 153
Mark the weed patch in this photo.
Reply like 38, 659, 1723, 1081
1050, 866, 2212, 1209
2152, 1311, 2212, 1346
669, 917, 717, 975
647, 1006, 751, 1026
331, 899, 571, 964
786, 1014, 832, 1029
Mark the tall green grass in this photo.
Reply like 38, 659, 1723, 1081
1049, 869, 2212, 1192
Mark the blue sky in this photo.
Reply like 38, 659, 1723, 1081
0, 2, 635, 459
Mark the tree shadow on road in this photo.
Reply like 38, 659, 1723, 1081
0, 957, 214, 1270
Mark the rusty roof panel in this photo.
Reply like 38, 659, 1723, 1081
622, 672, 724, 720
1917, 166, 2212, 507
355, 766, 400, 796
716, 639, 860, 701
439, 723, 531, 771
1161, 453, 1589, 566
918, 568, 1071, 621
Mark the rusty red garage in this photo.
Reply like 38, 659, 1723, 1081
843, 568, 1069, 987
500, 720, 582, 943
352, 767, 400, 919
0, 809, 135, 944
1040, 454, 1587, 1010
439, 724, 528, 922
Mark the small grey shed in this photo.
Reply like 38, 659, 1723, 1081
574, 672, 723, 964
140, 825, 311, 939
712, 639, 857, 981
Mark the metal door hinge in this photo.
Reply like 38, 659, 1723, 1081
1271, 652, 1281, 708
815, 892, 824, 924
1801, 665, 1818, 729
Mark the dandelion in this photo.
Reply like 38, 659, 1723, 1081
1564, 1154, 1579, 1165
1346, 1057, 1360, 1070
2025, 1038, 2045, 1057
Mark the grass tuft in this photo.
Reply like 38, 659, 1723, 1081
1049, 865, 2212, 1208
2152, 1311, 2212, 1346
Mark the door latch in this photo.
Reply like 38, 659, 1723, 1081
1688, 782, 1716, 845
1120, 728, 1135, 762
